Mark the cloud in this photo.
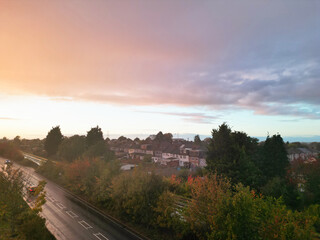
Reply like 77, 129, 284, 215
139, 111, 219, 124
0, 1, 319, 119
0, 117, 18, 120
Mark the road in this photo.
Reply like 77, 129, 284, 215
0, 157, 146, 240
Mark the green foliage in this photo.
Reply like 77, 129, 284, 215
110, 170, 166, 225
259, 134, 289, 180
93, 160, 121, 207
262, 177, 288, 199
44, 126, 63, 156
289, 158, 320, 206
0, 170, 54, 240
207, 184, 261, 240
32, 180, 47, 214
304, 160, 320, 205
177, 168, 190, 181
185, 174, 231, 239
154, 191, 192, 239
181, 175, 316, 240
306, 204, 320, 232
206, 184, 315, 240
37, 160, 64, 182
86, 126, 104, 147
57, 135, 86, 162
18, 210, 54, 240
206, 123, 259, 186
84, 141, 107, 158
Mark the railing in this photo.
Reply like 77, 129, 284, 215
22, 152, 48, 165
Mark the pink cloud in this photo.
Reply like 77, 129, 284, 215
0, 1, 319, 119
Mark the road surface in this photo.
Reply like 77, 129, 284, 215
0, 157, 146, 240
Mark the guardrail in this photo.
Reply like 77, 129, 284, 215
22, 152, 48, 165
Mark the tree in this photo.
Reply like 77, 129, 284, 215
64, 158, 91, 193
44, 126, 63, 156
155, 131, 164, 142
86, 126, 104, 147
154, 191, 192, 239
289, 158, 320, 206
194, 135, 201, 145
0, 169, 54, 239
207, 184, 315, 240
117, 136, 127, 142
110, 170, 166, 225
57, 135, 86, 162
183, 174, 315, 240
309, 142, 320, 151
13, 135, 21, 147
186, 174, 231, 239
206, 123, 259, 185
0, 142, 24, 162
84, 141, 108, 158
163, 133, 173, 142
259, 134, 289, 180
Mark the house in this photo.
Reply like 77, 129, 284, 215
288, 148, 318, 162
158, 157, 179, 166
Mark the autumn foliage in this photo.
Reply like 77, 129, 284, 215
0, 142, 24, 162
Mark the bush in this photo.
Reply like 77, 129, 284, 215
110, 170, 166, 226
0, 142, 24, 162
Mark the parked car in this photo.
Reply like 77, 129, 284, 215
5, 159, 12, 165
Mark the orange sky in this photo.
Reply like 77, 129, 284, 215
0, 1, 206, 104
0, 1, 319, 140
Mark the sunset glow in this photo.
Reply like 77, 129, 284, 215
1, 1, 319, 140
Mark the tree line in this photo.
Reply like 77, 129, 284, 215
44, 125, 114, 162
34, 123, 320, 239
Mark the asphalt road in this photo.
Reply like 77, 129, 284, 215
0, 157, 146, 240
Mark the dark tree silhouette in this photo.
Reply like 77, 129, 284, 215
206, 123, 259, 185
259, 134, 289, 180
194, 135, 201, 145
86, 126, 103, 147
44, 126, 63, 156
155, 131, 164, 141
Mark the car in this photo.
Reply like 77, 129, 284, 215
28, 186, 37, 194
5, 159, 12, 165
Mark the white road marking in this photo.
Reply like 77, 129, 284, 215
93, 233, 109, 240
56, 203, 66, 209
66, 210, 78, 218
47, 200, 62, 213
47, 196, 56, 202
78, 220, 93, 230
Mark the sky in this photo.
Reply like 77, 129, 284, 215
0, 0, 320, 141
